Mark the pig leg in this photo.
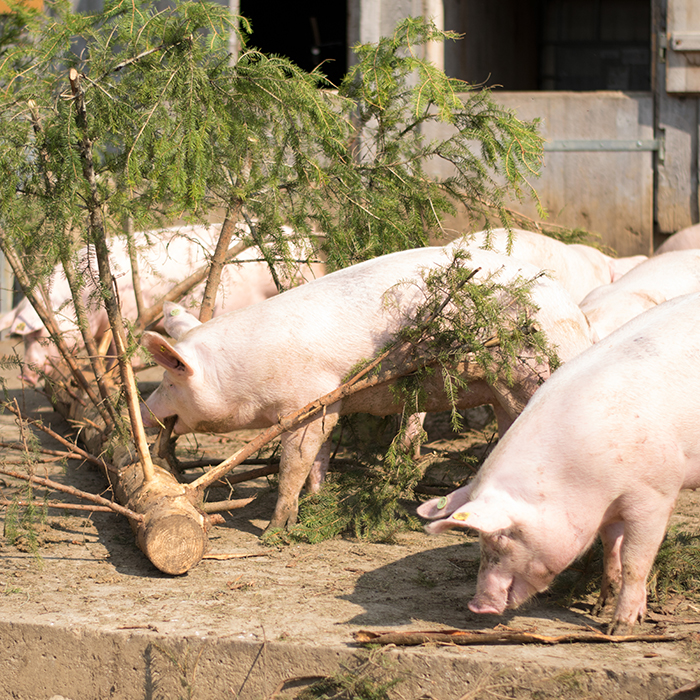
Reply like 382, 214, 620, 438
607, 503, 675, 635
307, 438, 333, 493
592, 521, 624, 616
400, 412, 426, 460
268, 408, 341, 531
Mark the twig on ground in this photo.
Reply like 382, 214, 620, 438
353, 628, 687, 646
202, 552, 270, 560
199, 497, 256, 513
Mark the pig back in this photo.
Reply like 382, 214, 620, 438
167, 247, 453, 412
451, 229, 617, 304
482, 291, 700, 500
579, 250, 700, 340
654, 223, 700, 255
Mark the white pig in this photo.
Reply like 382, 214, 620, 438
418, 291, 700, 634
654, 223, 700, 255
579, 249, 700, 340
141, 246, 594, 531
0, 224, 322, 384
451, 228, 647, 304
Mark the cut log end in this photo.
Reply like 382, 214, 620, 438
139, 511, 208, 575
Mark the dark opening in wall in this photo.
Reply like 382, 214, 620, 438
444, 0, 651, 91
541, 0, 651, 90
238, 0, 347, 86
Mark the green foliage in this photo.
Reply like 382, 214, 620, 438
1, 410, 49, 557
287, 465, 423, 546
293, 652, 402, 700
395, 246, 557, 391
3, 482, 48, 558
289, 250, 555, 543
647, 526, 700, 603
0, 3, 544, 288
322, 17, 544, 268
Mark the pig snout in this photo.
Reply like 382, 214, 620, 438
468, 590, 508, 615
469, 570, 538, 615
140, 398, 180, 431
140, 401, 159, 429
468, 561, 513, 615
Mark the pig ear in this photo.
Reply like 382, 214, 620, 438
163, 302, 201, 340
6, 299, 44, 335
141, 331, 195, 377
416, 481, 475, 520
424, 500, 513, 535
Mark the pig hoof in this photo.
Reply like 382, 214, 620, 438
592, 597, 608, 617
606, 620, 634, 636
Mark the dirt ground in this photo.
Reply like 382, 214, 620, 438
1, 337, 700, 700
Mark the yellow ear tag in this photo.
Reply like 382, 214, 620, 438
452, 512, 469, 522
160, 345, 168, 353
15, 322, 26, 331
436, 497, 447, 510
170, 307, 181, 316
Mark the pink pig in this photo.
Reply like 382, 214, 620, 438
654, 223, 700, 255
579, 249, 700, 340
0, 224, 320, 384
452, 229, 647, 304
141, 246, 594, 531
418, 291, 700, 634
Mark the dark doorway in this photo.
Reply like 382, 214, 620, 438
541, 0, 651, 90
238, 0, 347, 86
444, 0, 651, 91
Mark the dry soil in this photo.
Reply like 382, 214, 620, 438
0, 338, 699, 700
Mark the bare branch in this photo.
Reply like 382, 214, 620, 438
3, 402, 118, 474
124, 217, 145, 319
0, 499, 117, 514
199, 204, 242, 323
0, 466, 144, 522
69, 66, 155, 484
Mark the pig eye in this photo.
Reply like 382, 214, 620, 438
484, 532, 512, 554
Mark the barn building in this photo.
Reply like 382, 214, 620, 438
235, 0, 700, 259
1, 0, 697, 317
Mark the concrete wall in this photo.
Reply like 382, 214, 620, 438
424, 91, 655, 257
654, 0, 700, 237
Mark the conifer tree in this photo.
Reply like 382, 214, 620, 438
0, 0, 543, 295
0, 0, 550, 546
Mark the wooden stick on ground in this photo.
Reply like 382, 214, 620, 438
353, 628, 688, 646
